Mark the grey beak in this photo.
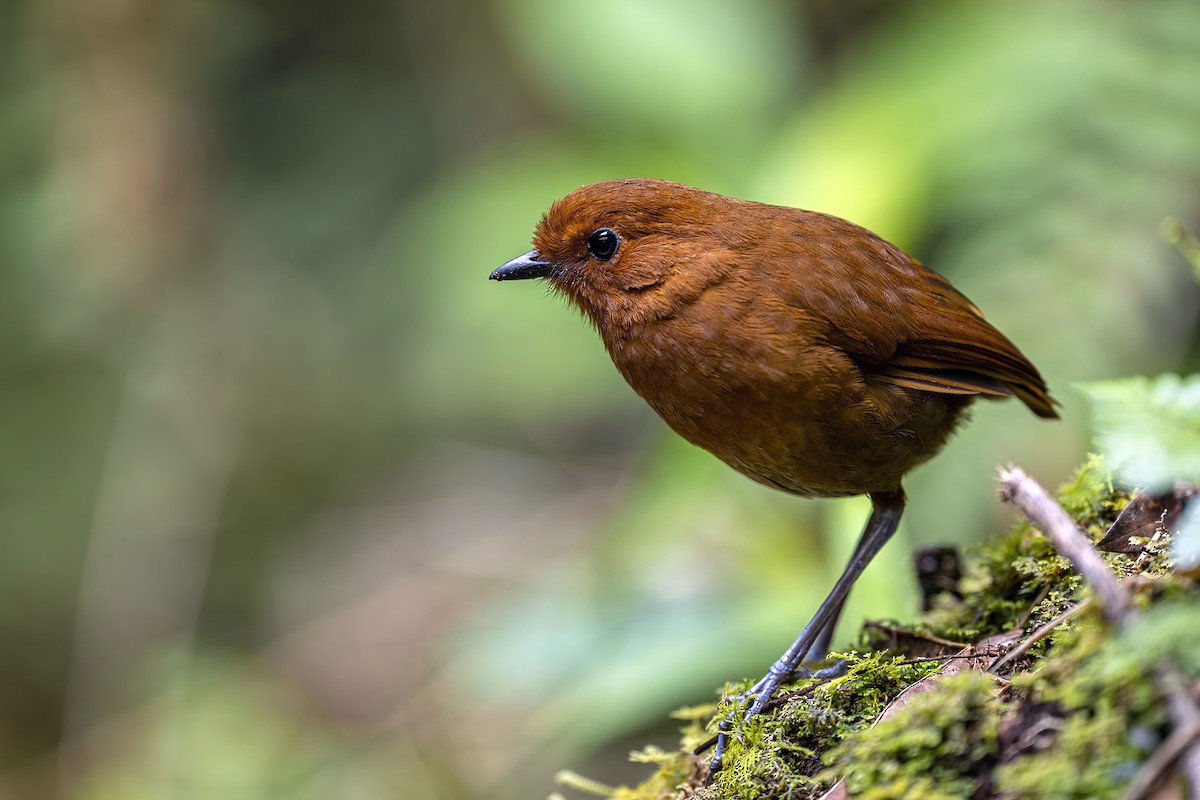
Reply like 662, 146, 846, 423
490, 250, 555, 281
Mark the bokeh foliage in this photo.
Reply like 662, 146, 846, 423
1, 1, 1198, 799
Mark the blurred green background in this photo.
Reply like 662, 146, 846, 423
3, 1, 1199, 798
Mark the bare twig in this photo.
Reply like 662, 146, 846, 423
997, 466, 1132, 622
1157, 665, 1200, 799
1122, 715, 1200, 800
895, 648, 1008, 668
1014, 583, 1052, 631
989, 601, 1091, 674
998, 466, 1200, 797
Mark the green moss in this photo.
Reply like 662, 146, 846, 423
561, 455, 1199, 800
821, 670, 1003, 799
991, 602, 1191, 800
609, 708, 714, 800
914, 457, 1135, 648
994, 710, 1141, 800
1056, 453, 1120, 524
708, 653, 943, 799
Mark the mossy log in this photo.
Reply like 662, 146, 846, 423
555, 457, 1200, 800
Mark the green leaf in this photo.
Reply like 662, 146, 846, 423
1075, 374, 1200, 491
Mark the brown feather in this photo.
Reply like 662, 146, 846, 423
871, 367, 1016, 398
513, 178, 1059, 496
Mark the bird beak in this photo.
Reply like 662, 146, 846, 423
490, 250, 555, 281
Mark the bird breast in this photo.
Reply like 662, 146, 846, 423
598, 281, 970, 497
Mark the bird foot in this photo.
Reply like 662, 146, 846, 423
700, 659, 848, 783
699, 491, 905, 782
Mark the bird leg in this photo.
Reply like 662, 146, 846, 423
704, 488, 906, 779
800, 597, 843, 669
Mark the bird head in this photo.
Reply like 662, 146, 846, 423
491, 179, 743, 329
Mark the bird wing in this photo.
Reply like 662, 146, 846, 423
879, 327, 1059, 419
885, 266, 1058, 418
856, 281, 1058, 419
777, 215, 1058, 419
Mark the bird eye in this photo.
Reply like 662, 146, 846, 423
586, 228, 620, 260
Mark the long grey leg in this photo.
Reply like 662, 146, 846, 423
705, 488, 906, 780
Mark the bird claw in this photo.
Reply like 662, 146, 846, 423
701, 659, 849, 783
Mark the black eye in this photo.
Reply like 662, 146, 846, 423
586, 228, 620, 260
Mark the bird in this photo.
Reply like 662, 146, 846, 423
489, 178, 1057, 774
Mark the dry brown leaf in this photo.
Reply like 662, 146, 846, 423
1097, 485, 1197, 554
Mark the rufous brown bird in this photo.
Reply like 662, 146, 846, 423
490, 178, 1057, 774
